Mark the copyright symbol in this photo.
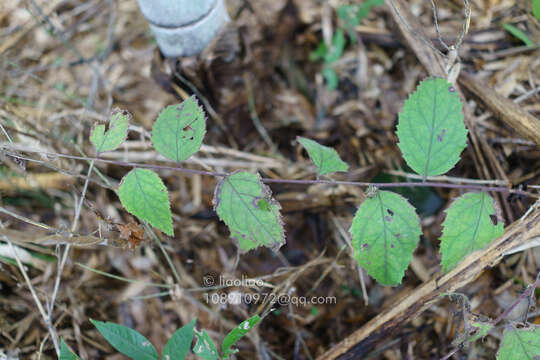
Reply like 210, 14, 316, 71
203, 275, 214, 286
277, 294, 289, 306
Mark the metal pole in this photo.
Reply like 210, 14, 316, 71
136, 0, 230, 57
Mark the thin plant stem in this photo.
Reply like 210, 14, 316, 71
48, 161, 94, 325
3, 148, 537, 199
244, 74, 281, 157
3, 236, 61, 355
75, 262, 172, 288
0, 207, 59, 232
130, 291, 171, 301
145, 224, 182, 285
429, 0, 449, 51
384, 170, 508, 185
386, 0, 446, 56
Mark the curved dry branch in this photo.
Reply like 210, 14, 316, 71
317, 207, 540, 359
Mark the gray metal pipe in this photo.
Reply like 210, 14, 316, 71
136, 0, 230, 57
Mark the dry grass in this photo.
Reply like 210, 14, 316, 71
0, 0, 539, 359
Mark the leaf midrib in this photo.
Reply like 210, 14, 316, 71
423, 81, 439, 178
225, 176, 280, 246
467, 193, 486, 255
377, 192, 390, 283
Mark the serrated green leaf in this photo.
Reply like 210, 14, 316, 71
439, 192, 504, 272
350, 190, 422, 286
213, 171, 285, 253
151, 95, 206, 162
397, 77, 468, 177
534, 0, 540, 21
297, 136, 349, 176
91, 319, 158, 360
193, 330, 219, 360
497, 325, 540, 360
117, 168, 173, 236
222, 315, 261, 358
162, 318, 196, 360
502, 24, 534, 46
60, 338, 81, 360
90, 108, 130, 154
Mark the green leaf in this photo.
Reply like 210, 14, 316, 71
322, 67, 339, 90
90, 109, 130, 154
497, 325, 540, 360
151, 95, 206, 162
117, 168, 173, 236
324, 29, 346, 64
297, 136, 348, 176
396, 77, 468, 178
222, 315, 261, 358
91, 319, 158, 360
338, 5, 359, 42
213, 171, 285, 253
502, 24, 534, 46
534, 0, 540, 21
439, 192, 504, 272
59, 338, 81, 360
193, 330, 219, 360
337, 0, 383, 41
162, 318, 196, 360
350, 190, 422, 286
467, 321, 493, 343
309, 42, 328, 62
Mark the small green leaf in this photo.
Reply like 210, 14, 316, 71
397, 77, 468, 178
309, 42, 328, 62
91, 319, 158, 360
151, 96, 206, 162
60, 338, 81, 360
439, 192, 504, 272
533, 0, 540, 21
90, 108, 130, 154
350, 190, 422, 286
117, 168, 173, 236
337, 0, 383, 41
162, 318, 196, 360
502, 24, 534, 46
213, 171, 285, 253
297, 136, 349, 176
222, 315, 261, 358
322, 67, 339, 90
324, 29, 346, 64
467, 321, 493, 343
193, 330, 219, 360
497, 325, 540, 360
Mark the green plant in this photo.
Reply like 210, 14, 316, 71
60, 316, 260, 359
309, 0, 383, 89
98, 78, 528, 284
497, 325, 540, 359
534, 0, 540, 21
439, 276, 540, 360
309, 28, 345, 89
501, 23, 534, 46
85, 77, 537, 357
49, 73, 536, 359
337, 0, 384, 42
